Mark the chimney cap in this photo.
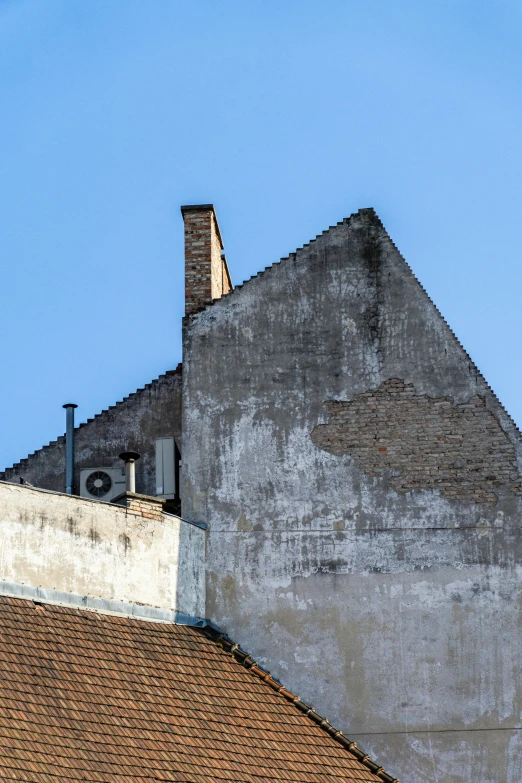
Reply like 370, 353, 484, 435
180, 203, 224, 249
180, 203, 215, 214
62, 403, 78, 409
119, 451, 141, 462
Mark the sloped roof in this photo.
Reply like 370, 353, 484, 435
0, 596, 397, 783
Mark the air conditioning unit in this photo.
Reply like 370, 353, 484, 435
156, 437, 177, 499
80, 467, 126, 502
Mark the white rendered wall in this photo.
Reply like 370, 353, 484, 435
0, 481, 205, 618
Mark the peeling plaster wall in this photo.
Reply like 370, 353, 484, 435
182, 209, 522, 783
0, 369, 182, 497
0, 481, 204, 618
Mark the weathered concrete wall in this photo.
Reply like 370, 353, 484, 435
0, 367, 182, 497
0, 480, 204, 617
182, 209, 522, 783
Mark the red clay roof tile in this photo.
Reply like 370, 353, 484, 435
0, 597, 396, 783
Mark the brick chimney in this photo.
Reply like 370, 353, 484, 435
181, 204, 233, 315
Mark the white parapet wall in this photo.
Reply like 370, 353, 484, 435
0, 481, 205, 619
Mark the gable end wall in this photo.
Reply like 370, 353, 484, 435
181, 209, 522, 783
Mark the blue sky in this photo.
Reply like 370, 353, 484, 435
1, 0, 522, 469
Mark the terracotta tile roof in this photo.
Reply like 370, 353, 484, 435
0, 596, 397, 783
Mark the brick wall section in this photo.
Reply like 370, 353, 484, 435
217, 252, 232, 298
312, 378, 521, 504
112, 491, 166, 521
182, 204, 232, 315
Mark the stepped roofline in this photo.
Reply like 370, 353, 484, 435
184, 207, 520, 437
0, 364, 182, 475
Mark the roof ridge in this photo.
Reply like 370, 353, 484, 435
369, 211, 521, 438
201, 624, 399, 783
183, 209, 366, 321
0, 364, 182, 475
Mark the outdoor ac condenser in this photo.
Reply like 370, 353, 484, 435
79, 466, 126, 502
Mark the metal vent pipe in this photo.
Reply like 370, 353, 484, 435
62, 403, 78, 495
119, 451, 140, 493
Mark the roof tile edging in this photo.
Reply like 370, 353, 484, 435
201, 624, 400, 783
0, 364, 182, 475
0, 581, 207, 626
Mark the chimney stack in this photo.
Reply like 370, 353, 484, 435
181, 204, 232, 316
119, 451, 140, 494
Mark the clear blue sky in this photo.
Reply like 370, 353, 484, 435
1, 0, 521, 469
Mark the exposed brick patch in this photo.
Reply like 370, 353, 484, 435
112, 491, 165, 521
311, 379, 521, 504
